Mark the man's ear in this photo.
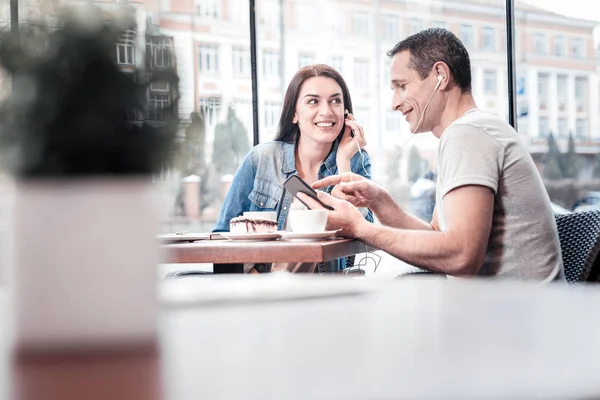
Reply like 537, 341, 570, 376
433, 61, 451, 90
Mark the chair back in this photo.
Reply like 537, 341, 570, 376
555, 209, 600, 284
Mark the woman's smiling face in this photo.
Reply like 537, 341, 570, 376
293, 76, 345, 145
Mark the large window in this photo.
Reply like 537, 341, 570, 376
533, 33, 546, 55
353, 59, 369, 88
198, 45, 219, 73
23, 0, 594, 233
262, 50, 280, 82
482, 27, 496, 51
197, 0, 220, 18
538, 73, 549, 110
149, 94, 170, 120
232, 46, 250, 77
408, 18, 423, 35
146, 36, 173, 69
459, 24, 475, 47
352, 11, 369, 36
329, 55, 343, 74
557, 74, 567, 111
383, 15, 400, 40
199, 97, 222, 126
484, 70, 497, 95
263, 102, 281, 129
517, 0, 599, 208
298, 53, 316, 69
575, 77, 588, 112
571, 37, 584, 58
116, 30, 136, 66
554, 36, 566, 57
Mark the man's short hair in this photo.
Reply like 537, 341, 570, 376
387, 28, 472, 93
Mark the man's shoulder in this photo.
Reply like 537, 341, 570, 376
443, 109, 518, 146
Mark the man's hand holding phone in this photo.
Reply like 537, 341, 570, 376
312, 172, 380, 209
295, 191, 366, 238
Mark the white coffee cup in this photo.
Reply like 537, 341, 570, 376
243, 211, 277, 221
287, 209, 328, 233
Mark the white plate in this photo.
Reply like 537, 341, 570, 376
279, 230, 341, 241
221, 232, 282, 241
158, 233, 210, 243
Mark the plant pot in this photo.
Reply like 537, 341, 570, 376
8, 177, 158, 351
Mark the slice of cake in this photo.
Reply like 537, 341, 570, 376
230, 216, 278, 234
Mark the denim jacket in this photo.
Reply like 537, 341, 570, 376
214, 140, 373, 270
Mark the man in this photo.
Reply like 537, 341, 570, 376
299, 28, 563, 281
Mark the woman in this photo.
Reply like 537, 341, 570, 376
214, 64, 373, 272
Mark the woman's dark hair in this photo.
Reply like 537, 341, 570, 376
274, 64, 353, 143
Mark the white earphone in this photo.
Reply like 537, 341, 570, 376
412, 73, 444, 133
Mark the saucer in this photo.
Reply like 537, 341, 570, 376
220, 232, 282, 241
278, 229, 342, 241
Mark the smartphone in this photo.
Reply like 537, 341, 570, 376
283, 175, 334, 210
345, 109, 354, 138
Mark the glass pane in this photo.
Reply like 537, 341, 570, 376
254, 0, 508, 227
516, 0, 599, 212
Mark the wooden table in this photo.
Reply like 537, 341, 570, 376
162, 238, 368, 264
4, 278, 600, 399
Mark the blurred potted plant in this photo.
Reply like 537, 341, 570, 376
0, 6, 179, 351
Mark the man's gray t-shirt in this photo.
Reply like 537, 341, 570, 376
436, 109, 563, 281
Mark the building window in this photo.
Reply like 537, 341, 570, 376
554, 36, 565, 57
298, 53, 315, 69
116, 30, 135, 65
571, 37, 584, 58
383, 15, 399, 40
260, 0, 280, 27
557, 74, 568, 111
199, 97, 221, 126
147, 36, 173, 69
352, 11, 369, 36
557, 117, 568, 138
484, 70, 497, 95
353, 59, 369, 88
538, 73, 549, 110
431, 20, 446, 29
329, 55, 343, 74
196, 0, 220, 18
386, 111, 401, 132
198, 45, 219, 73
539, 117, 549, 137
575, 76, 588, 112
459, 24, 474, 47
149, 94, 170, 120
149, 80, 170, 92
262, 50, 280, 81
230, 0, 249, 26
408, 18, 423, 35
264, 102, 281, 128
232, 46, 250, 77
533, 33, 546, 55
481, 27, 495, 51
576, 118, 587, 139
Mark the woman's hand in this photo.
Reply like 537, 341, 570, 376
336, 112, 367, 172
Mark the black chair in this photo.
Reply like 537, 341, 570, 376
554, 209, 600, 284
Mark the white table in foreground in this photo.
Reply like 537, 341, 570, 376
160, 276, 600, 399
3, 277, 600, 399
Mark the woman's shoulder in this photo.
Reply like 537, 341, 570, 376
248, 141, 288, 160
